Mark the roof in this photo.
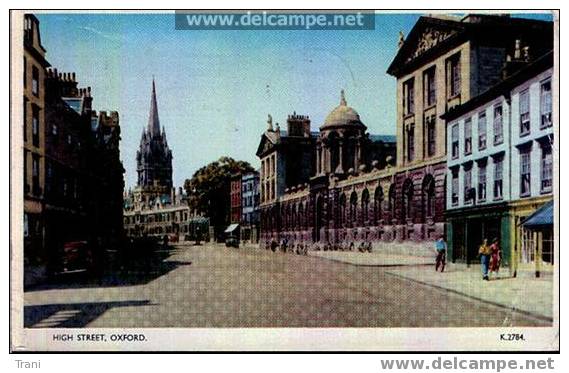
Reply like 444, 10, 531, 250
320, 90, 365, 130
225, 223, 239, 233
441, 51, 553, 121
370, 134, 396, 144
522, 200, 554, 230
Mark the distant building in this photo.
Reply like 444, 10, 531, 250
442, 50, 554, 277
241, 171, 260, 243
123, 79, 207, 241
230, 173, 242, 225
257, 92, 397, 246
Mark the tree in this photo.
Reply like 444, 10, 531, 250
184, 157, 254, 240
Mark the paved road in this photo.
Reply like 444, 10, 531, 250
24, 243, 548, 328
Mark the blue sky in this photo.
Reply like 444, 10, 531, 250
35, 12, 553, 189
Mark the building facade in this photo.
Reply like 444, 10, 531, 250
230, 173, 242, 224
257, 92, 397, 248
443, 51, 554, 276
241, 171, 260, 243
386, 14, 553, 244
23, 14, 49, 276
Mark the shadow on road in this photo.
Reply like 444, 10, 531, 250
24, 299, 153, 328
25, 246, 192, 292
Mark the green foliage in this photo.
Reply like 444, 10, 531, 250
183, 157, 254, 233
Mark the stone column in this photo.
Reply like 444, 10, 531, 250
336, 140, 344, 174
316, 145, 321, 175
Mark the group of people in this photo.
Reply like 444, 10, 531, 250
433, 236, 502, 281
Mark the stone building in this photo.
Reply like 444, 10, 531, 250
257, 91, 397, 247
442, 50, 554, 277
230, 173, 242, 225
386, 14, 553, 243
23, 14, 49, 275
123, 79, 208, 241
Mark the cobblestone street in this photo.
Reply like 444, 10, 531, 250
24, 243, 551, 328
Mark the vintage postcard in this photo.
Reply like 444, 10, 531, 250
10, 9, 559, 352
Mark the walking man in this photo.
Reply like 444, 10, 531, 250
479, 238, 492, 281
434, 235, 447, 272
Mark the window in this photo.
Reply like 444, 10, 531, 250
51, 124, 58, 136
23, 57, 27, 89
464, 117, 472, 155
424, 67, 436, 107
520, 89, 530, 135
447, 53, 461, 98
520, 149, 531, 197
540, 79, 552, 128
451, 169, 459, 206
426, 116, 436, 157
464, 166, 472, 204
32, 66, 39, 96
541, 145, 553, 193
406, 124, 415, 162
32, 106, 39, 147
478, 112, 487, 150
494, 157, 503, 200
493, 105, 504, 145
403, 78, 415, 115
32, 154, 40, 196
478, 163, 487, 201
451, 123, 459, 159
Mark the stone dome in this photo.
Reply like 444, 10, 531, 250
320, 90, 364, 130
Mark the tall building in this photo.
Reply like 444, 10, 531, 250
385, 14, 552, 242
124, 79, 208, 241
442, 50, 554, 277
241, 171, 260, 243
134, 79, 173, 206
23, 14, 49, 275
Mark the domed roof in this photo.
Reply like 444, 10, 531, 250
321, 90, 364, 130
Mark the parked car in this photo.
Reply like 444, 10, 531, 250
59, 241, 93, 274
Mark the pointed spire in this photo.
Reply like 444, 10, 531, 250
340, 89, 347, 106
147, 77, 161, 137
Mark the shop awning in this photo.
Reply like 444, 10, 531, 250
224, 224, 239, 233
522, 200, 554, 230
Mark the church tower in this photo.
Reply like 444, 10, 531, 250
134, 79, 173, 205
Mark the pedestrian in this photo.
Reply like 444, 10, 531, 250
478, 238, 492, 281
434, 235, 447, 272
489, 237, 502, 275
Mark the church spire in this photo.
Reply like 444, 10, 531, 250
340, 89, 347, 106
147, 78, 161, 137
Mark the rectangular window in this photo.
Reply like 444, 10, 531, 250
32, 66, 39, 96
541, 145, 553, 193
520, 89, 530, 135
424, 67, 436, 107
478, 112, 487, 150
451, 169, 459, 206
493, 105, 504, 145
32, 154, 40, 196
520, 149, 531, 197
540, 79, 552, 128
406, 124, 415, 162
23, 57, 27, 89
403, 78, 415, 115
23, 99, 27, 142
464, 166, 472, 204
494, 157, 503, 200
32, 106, 39, 147
478, 163, 487, 201
447, 54, 461, 98
464, 117, 472, 155
426, 116, 436, 157
451, 123, 459, 159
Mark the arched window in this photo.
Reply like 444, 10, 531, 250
388, 184, 396, 221
350, 192, 358, 228
298, 202, 304, 229
423, 175, 436, 220
402, 179, 414, 222
361, 189, 370, 226
338, 193, 346, 228
374, 186, 384, 224
291, 204, 297, 228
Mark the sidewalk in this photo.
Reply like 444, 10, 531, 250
308, 250, 553, 321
